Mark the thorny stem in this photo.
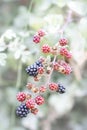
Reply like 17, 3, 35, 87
59, 10, 72, 38
40, 10, 72, 130
45, 55, 57, 87
44, 11, 72, 87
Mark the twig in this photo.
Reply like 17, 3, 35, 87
40, 10, 73, 130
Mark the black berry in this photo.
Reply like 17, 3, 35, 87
56, 84, 66, 94
26, 60, 43, 77
16, 103, 30, 118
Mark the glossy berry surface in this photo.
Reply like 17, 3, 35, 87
59, 38, 68, 46
16, 103, 30, 118
53, 62, 59, 71
35, 95, 44, 105
26, 60, 43, 77
57, 84, 66, 94
26, 99, 35, 109
16, 92, 26, 102
38, 30, 45, 37
60, 48, 72, 59
49, 83, 58, 91
33, 35, 40, 43
42, 44, 51, 53
39, 86, 46, 93
38, 67, 44, 74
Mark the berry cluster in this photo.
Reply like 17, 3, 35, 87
33, 30, 45, 43
16, 90, 45, 117
26, 60, 43, 77
16, 29, 72, 118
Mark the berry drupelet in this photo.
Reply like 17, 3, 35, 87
56, 84, 66, 94
16, 92, 26, 102
33, 34, 41, 43
26, 60, 43, 77
16, 103, 30, 118
42, 44, 51, 53
59, 38, 68, 46
35, 95, 45, 105
49, 83, 58, 91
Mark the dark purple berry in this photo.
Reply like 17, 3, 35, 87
16, 103, 30, 118
56, 83, 66, 94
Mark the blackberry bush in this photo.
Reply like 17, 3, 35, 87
16, 28, 72, 118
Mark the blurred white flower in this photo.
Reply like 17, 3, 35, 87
49, 94, 74, 117
1, 29, 16, 41
22, 114, 38, 130
0, 53, 7, 66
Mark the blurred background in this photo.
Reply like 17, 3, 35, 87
0, 0, 87, 130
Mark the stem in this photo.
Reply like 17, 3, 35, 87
28, 0, 34, 12
59, 10, 72, 37
8, 60, 22, 129
45, 55, 57, 86
16, 59, 22, 89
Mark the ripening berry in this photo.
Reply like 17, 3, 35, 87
64, 65, 72, 75
65, 52, 72, 59
60, 48, 72, 59
59, 38, 68, 46
51, 46, 58, 55
38, 29, 45, 37
38, 67, 44, 74
39, 86, 46, 93
33, 35, 41, 43
26, 94, 32, 100
26, 99, 35, 109
53, 62, 59, 71
31, 108, 38, 115
26, 83, 33, 90
34, 76, 41, 81
16, 92, 26, 102
58, 66, 66, 74
32, 87, 39, 93
42, 44, 51, 53
49, 83, 58, 91
60, 47, 68, 56
35, 95, 45, 105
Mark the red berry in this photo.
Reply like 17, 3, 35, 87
57, 60, 72, 74
64, 64, 72, 75
59, 38, 68, 46
65, 52, 72, 58
35, 95, 45, 105
39, 86, 46, 93
49, 83, 58, 91
60, 47, 68, 55
31, 108, 38, 115
42, 44, 51, 53
38, 29, 45, 37
16, 92, 26, 102
26, 99, 35, 109
38, 67, 44, 74
60, 47, 72, 59
26, 83, 33, 90
33, 35, 40, 43
53, 62, 59, 71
